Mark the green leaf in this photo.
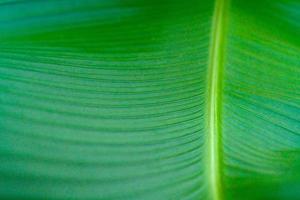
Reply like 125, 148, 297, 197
0, 0, 299, 200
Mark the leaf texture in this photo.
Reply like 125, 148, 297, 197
223, 1, 300, 199
0, 0, 299, 200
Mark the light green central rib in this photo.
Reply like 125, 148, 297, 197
206, 0, 229, 200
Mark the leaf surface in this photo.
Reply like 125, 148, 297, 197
0, 0, 299, 200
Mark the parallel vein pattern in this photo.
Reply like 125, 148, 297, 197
0, 0, 300, 200
223, 1, 300, 199
0, 0, 214, 199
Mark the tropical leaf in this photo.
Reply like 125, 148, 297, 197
0, 0, 299, 200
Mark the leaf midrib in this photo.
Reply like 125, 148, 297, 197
206, 0, 229, 199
